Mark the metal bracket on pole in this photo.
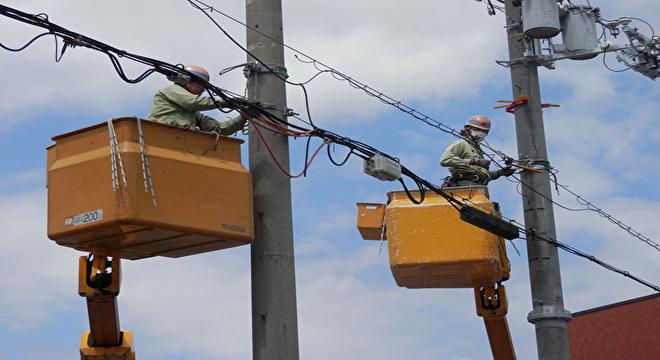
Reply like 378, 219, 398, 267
243, 61, 289, 79
500, 38, 629, 70
550, 42, 627, 62
283, 108, 299, 117
527, 305, 572, 324
495, 57, 535, 68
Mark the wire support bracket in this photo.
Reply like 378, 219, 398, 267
243, 61, 289, 79
495, 57, 535, 68
511, 156, 551, 174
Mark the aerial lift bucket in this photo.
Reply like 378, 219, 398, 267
356, 186, 516, 359
46, 117, 254, 260
48, 118, 254, 359
381, 186, 509, 288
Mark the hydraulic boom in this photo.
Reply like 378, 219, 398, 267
78, 253, 135, 360
475, 283, 516, 360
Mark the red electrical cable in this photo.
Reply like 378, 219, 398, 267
257, 115, 313, 137
248, 118, 328, 178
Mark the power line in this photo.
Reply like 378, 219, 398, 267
482, 143, 660, 253
451, 192, 660, 293
188, 0, 660, 254
200, 3, 658, 289
551, 180, 660, 252
186, 0, 465, 138
484, 137, 660, 253
186, 0, 318, 127
1, 3, 657, 293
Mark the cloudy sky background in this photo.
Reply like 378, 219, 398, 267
1, 0, 659, 359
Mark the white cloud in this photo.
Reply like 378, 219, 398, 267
121, 252, 252, 360
0, 0, 509, 132
0, 190, 78, 330
1, 0, 659, 359
0, 0, 250, 131
0, 168, 44, 190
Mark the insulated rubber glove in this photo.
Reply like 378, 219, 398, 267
470, 159, 491, 168
497, 166, 516, 177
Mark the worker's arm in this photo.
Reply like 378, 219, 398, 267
489, 170, 502, 180
441, 140, 494, 181
489, 167, 515, 180
161, 84, 229, 112
196, 113, 247, 135
440, 141, 470, 167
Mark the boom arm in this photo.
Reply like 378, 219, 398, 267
474, 283, 516, 360
78, 254, 136, 360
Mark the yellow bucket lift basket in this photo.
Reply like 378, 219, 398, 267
47, 117, 254, 259
358, 186, 510, 289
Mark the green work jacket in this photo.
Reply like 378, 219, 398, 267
147, 84, 245, 135
440, 139, 501, 184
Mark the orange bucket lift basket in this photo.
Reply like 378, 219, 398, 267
47, 117, 254, 260
357, 186, 510, 289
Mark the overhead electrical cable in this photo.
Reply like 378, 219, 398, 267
188, 0, 660, 254
445, 190, 660, 293
1, 3, 657, 293
186, 0, 317, 127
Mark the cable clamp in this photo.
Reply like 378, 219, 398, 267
68, 35, 89, 48
511, 158, 550, 173
243, 61, 289, 79
284, 108, 299, 117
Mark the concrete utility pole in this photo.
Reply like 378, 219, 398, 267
245, 0, 300, 359
503, 1, 572, 359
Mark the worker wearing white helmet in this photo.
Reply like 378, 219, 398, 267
147, 65, 249, 134
440, 115, 515, 186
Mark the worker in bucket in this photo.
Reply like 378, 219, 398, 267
440, 115, 515, 187
147, 64, 249, 134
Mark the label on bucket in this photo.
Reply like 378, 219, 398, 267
64, 209, 104, 226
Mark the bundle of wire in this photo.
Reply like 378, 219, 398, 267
0, 3, 657, 293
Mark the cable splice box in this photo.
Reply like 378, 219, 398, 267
47, 117, 254, 260
363, 155, 401, 181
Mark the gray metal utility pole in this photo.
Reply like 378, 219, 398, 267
245, 0, 300, 359
503, 1, 572, 359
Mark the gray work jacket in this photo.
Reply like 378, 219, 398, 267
147, 84, 245, 135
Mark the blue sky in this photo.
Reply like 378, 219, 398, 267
1, 0, 659, 359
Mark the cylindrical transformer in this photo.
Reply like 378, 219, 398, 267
561, 6, 599, 60
522, 0, 561, 39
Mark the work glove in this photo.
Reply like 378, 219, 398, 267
470, 159, 491, 169
238, 110, 252, 122
497, 166, 516, 177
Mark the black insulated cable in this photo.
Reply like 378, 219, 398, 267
1, 3, 657, 293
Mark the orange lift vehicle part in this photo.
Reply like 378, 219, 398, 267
78, 253, 135, 360
384, 187, 510, 289
356, 203, 386, 240
47, 118, 256, 359
356, 185, 515, 359
46, 117, 254, 260
475, 284, 516, 360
